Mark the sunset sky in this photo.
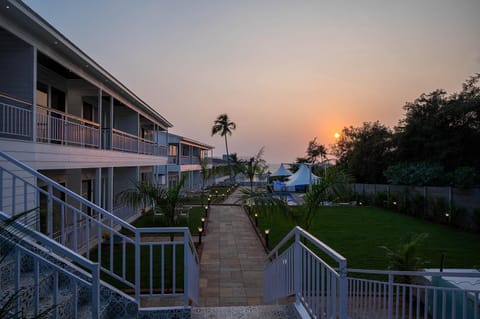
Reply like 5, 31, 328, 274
24, 0, 480, 163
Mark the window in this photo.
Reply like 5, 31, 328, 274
182, 145, 189, 157
169, 145, 178, 156
50, 87, 65, 112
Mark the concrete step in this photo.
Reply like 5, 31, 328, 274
191, 304, 302, 319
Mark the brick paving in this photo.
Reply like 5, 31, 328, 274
198, 188, 266, 307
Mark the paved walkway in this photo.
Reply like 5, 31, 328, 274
198, 188, 266, 306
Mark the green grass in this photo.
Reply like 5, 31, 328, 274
256, 206, 480, 270
90, 207, 207, 292
90, 242, 185, 292
130, 206, 205, 235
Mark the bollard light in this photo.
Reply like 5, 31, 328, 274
254, 213, 258, 227
201, 217, 205, 230
204, 205, 208, 217
198, 227, 203, 245
264, 228, 270, 249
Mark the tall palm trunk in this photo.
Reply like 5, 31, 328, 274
225, 135, 234, 183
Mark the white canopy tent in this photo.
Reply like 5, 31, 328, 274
285, 163, 319, 191
270, 163, 292, 178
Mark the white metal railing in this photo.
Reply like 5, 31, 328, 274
0, 150, 199, 308
264, 226, 348, 319
347, 269, 480, 319
36, 106, 100, 147
0, 93, 33, 139
111, 128, 166, 156
0, 211, 100, 318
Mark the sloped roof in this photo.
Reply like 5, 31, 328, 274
270, 163, 292, 177
285, 163, 318, 187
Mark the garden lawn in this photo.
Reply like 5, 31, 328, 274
131, 206, 205, 236
256, 206, 480, 270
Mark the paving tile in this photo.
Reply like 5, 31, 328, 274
197, 188, 267, 307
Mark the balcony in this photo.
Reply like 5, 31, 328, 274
0, 93, 167, 157
36, 106, 100, 148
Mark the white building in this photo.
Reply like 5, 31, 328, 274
0, 1, 217, 224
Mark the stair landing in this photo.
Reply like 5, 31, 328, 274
191, 304, 301, 319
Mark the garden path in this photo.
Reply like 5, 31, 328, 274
197, 187, 266, 306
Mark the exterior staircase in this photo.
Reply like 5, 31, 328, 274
0, 150, 197, 319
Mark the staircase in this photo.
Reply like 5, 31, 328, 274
0, 150, 197, 319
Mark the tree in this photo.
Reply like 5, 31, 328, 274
239, 168, 352, 231
243, 147, 268, 191
380, 233, 429, 283
332, 121, 394, 183
200, 158, 214, 205
394, 74, 480, 171
118, 176, 186, 239
211, 114, 236, 182
306, 137, 327, 165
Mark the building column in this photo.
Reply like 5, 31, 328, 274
32, 47, 37, 142
97, 88, 102, 149
109, 96, 114, 150
107, 167, 114, 211
95, 168, 102, 206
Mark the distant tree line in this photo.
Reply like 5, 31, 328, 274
332, 74, 480, 187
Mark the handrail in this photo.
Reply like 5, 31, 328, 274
0, 211, 98, 271
347, 268, 480, 278
0, 210, 101, 318
266, 226, 346, 263
264, 226, 348, 319
0, 91, 32, 105
37, 105, 99, 127
0, 150, 135, 232
112, 127, 142, 140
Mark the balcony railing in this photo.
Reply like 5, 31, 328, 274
110, 128, 166, 156
36, 106, 100, 148
0, 93, 33, 139
1, 93, 168, 157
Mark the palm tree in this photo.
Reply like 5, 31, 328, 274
239, 167, 352, 231
380, 233, 429, 283
211, 114, 236, 182
243, 147, 267, 191
306, 137, 327, 165
118, 176, 186, 240
200, 158, 216, 205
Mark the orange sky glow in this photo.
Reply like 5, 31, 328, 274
24, 0, 480, 163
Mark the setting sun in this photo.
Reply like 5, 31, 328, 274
334, 132, 340, 139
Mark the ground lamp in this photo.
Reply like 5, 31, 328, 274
201, 217, 205, 230
264, 228, 270, 249
198, 227, 203, 245
254, 213, 258, 227
204, 205, 208, 217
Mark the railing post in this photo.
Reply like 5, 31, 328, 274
339, 259, 347, 319
92, 262, 100, 319
47, 184, 53, 238
183, 230, 189, 307
0, 167, 3, 211
135, 230, 141, 302
387, 274, 393, 319
294, 229, 302, 306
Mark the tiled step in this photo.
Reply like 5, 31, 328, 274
191, 304, 302, 319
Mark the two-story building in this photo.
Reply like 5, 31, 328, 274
0, 1, 215, 228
